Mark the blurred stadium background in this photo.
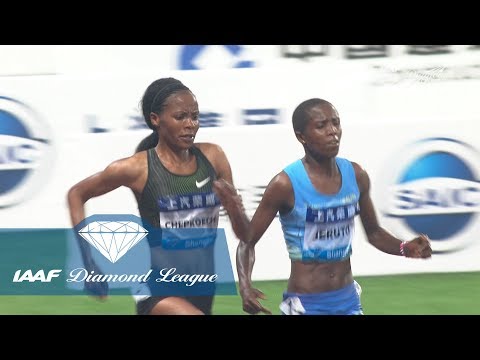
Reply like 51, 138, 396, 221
0, 45, 479, 314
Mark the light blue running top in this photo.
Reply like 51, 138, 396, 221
279, 157, 360, 262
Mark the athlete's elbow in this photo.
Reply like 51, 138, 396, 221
67, 186, 86, 207
239, 227, 259, 245
238, 237, 256, 249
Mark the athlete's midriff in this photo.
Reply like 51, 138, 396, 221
288, 258, 353, 293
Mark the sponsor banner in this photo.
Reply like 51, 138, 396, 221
0, 62, 479, 279
1, 45, 479, 75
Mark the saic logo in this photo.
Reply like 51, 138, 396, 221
0, 97, 53, 208
378, 138, 480, 254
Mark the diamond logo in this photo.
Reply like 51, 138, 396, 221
78, 221, 148, 263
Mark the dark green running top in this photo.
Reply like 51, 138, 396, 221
138, 146, 221, 248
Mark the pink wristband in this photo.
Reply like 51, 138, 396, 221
400, 241, 407, 257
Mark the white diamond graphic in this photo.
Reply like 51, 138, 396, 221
78, 221, 148, 263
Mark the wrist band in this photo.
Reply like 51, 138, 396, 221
400, 241, 407, 257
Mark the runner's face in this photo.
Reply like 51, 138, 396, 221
299, 103, 342, 158
153, 90, 200, 150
